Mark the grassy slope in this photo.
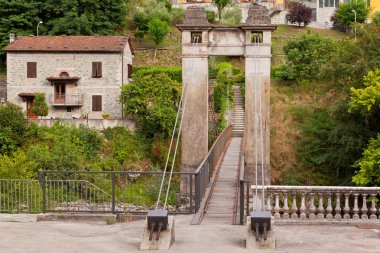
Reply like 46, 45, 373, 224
270, 25, 349, 184
131, 24, 350, 185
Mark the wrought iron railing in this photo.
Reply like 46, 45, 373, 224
49, 93, 84, 106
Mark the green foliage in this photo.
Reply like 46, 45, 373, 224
206, 9, 217, 23
349, 69, 380, 114
147, 19, 169, 47
333, 0, 369, 26
133, 0, 170, 36
0, 150, 35, 179
151, 133, 180, 171
133, 66, 182, 83
0, 0, 127, 65
0, 0, 39, 63
373, 11, 380, 26
212, 0, 232, 20
32, 93, 48, 118
102, 127, 149, 167
352, 134, 380, 186
295, 104, 377, 185
121, 72, 181, 137
214, 62, 233, 113
323, 24, 380, 86
170, 7, 185, 25
220, 7, 242, 25
278, 31, 336, 84
0, 103, 27, 155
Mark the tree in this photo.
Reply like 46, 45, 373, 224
277, 31, 336, 83
352, 134, 380, 186
333, 0, 369, 27
286, 1, 312, 27
212, 0, 232, 21
147, 19, 169, 60
0, 0, 40, 66
120, 72, 181, 138
32, 93, 48, 118
0, 103, 27, 155
349, 69, 380, 114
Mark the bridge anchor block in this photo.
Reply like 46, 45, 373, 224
246, 211, 275, 249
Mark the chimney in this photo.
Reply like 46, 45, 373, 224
9, 33, 15, 43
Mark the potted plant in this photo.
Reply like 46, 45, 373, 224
102, 113, 109, 120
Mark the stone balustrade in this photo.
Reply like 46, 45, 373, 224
253, 186, 380, 221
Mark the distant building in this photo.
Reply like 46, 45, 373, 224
5, 35, 134, 119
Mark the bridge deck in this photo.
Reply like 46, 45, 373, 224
202, 137, 242, 225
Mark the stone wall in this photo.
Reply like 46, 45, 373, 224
7, 49, 133, 119
0, 80, 6, 102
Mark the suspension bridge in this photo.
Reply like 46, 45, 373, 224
1, 5, 380, 252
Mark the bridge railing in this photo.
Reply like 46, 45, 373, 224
194, 125, 232, 212
238, 183, 380, 223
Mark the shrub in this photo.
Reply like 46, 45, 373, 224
132, 66, 182, 82
0, 103, 27, 155
220, 7, 242, 25
206, 10, 217, 23
170, 7, 185, 25
147, 18, 169, 47
286, 1, 312, 27
279, 31, 336, 83
32, 93, 48, 118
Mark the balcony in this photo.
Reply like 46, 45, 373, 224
49, 93, 84, 107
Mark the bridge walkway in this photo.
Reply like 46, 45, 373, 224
202, 86, 244, 225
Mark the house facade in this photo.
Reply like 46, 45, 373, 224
5, 35, 133, 119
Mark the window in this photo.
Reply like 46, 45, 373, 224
27, 62, 37, 78
67, 107, 72, 112
92, 62, 102, 78
323, 0, 336, 7
92, 95, 102, 111
128, 64, 132, 78
319, 0, 323, 7
251, 32, 263, 43
191, 32, 202, 43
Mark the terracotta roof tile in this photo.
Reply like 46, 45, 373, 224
5, 36, 131, 53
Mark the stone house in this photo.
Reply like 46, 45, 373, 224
5, 35, 134, 119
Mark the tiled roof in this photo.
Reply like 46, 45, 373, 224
5, 36, 131, 53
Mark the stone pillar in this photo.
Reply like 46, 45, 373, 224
243, 5, 275, 186
181, 56, 209, 174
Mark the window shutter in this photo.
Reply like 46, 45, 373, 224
27, 62, 37, 78
92, 95, 102, 111
128, 64, 132, 78
92, 62, 97, 77
97, 62, 102, 77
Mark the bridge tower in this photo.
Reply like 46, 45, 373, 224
177, 5, 276, 186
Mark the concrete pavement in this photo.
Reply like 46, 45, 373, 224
0, 214, 379, 253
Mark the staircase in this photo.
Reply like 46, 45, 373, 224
232, 86, 245, 137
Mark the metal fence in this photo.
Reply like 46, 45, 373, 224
0, 179, 42, 213
0, 126, 233, 215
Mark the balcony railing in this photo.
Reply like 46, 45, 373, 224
49, 93, 84, 106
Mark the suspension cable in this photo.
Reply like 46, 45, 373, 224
254, 35, 259, 211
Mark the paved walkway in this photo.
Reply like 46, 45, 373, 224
0, 214, 379, 253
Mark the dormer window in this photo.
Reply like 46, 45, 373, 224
251, 31, 263, 43
191, 32, 202, 43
